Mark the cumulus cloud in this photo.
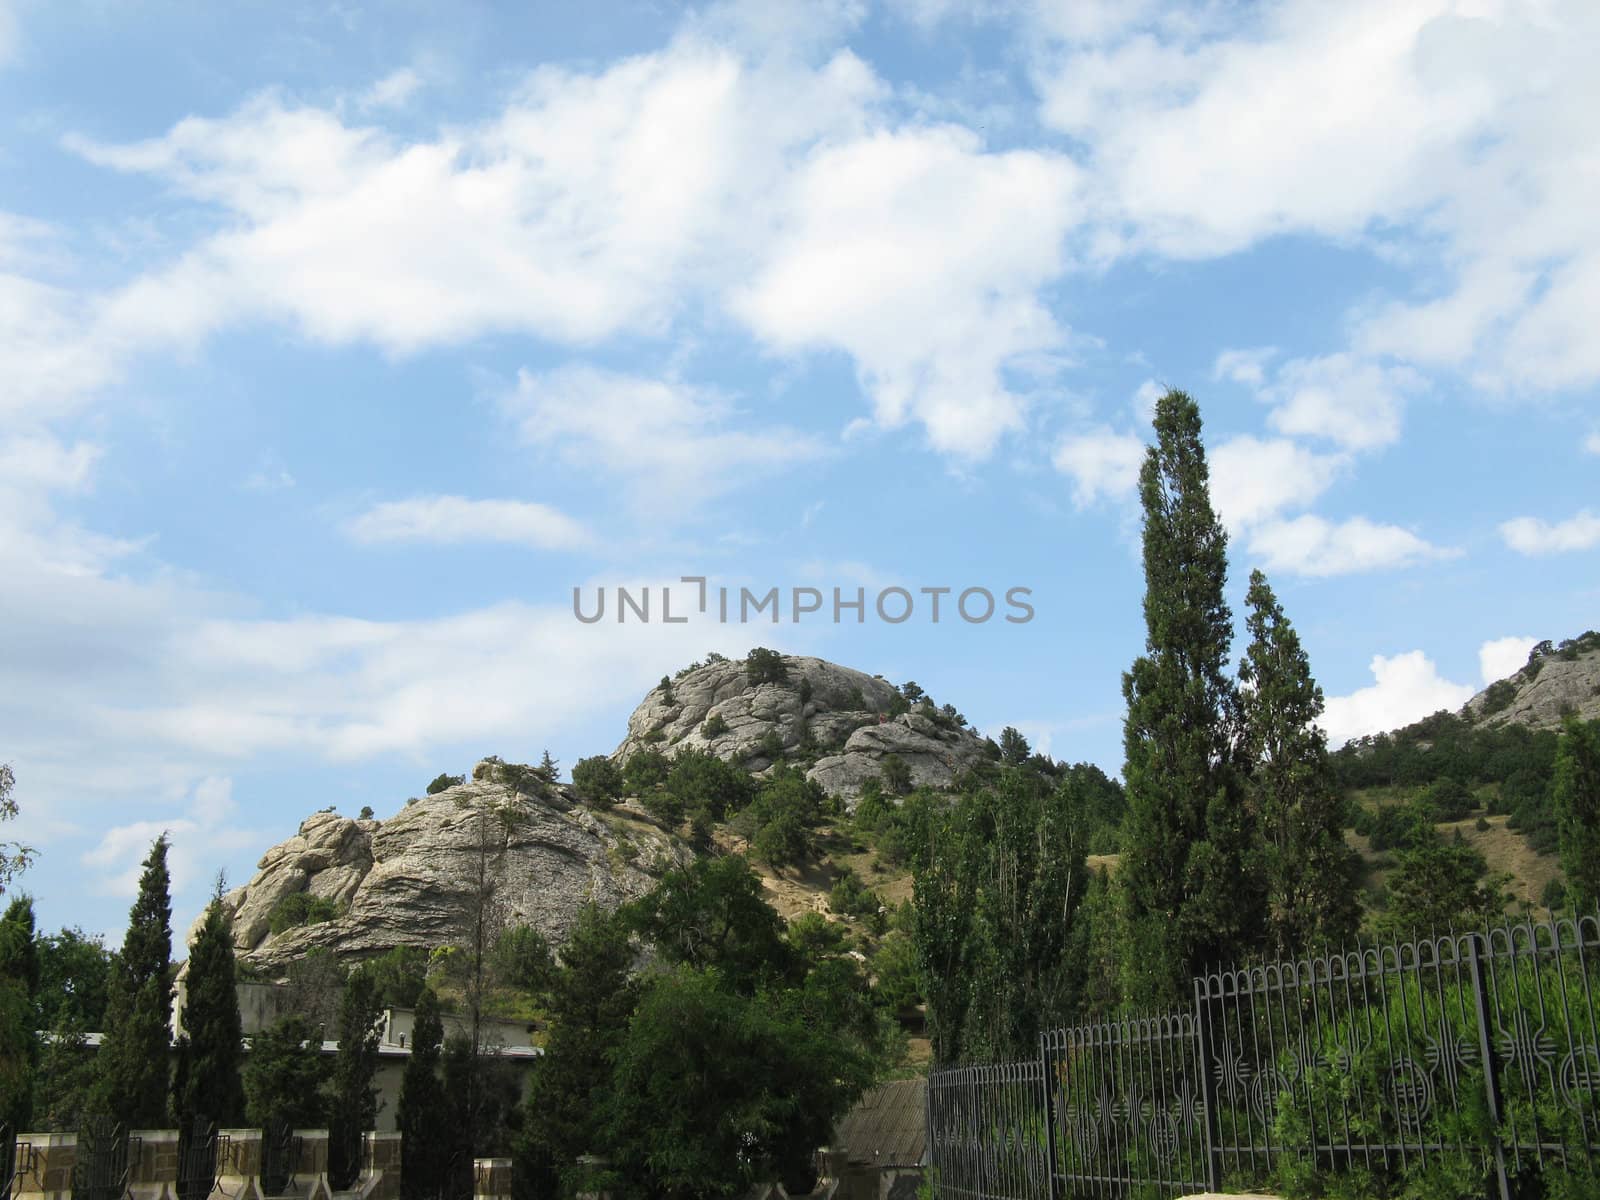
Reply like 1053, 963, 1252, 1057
82, 776, 262, 900
1263, 354, 1424, 451
1479, 635, 1536, 686
1499, 511, 1600, 556
501, 366, 825, 508
1051, 427, 1144, 506
345, 495, 591, 551
1246, 514, 1456, 578
1321, 650, 1475, 746
1208, 435, 1346, 530
733, 124, 1083, 457
1031, 0, 1600, 394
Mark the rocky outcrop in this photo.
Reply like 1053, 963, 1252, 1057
1464, 635, 1600, 731
613, 654, 991, 801
210, 761, 694, 975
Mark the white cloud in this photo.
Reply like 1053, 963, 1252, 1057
1246, 514, 1456, 577
1479, 635, 1536, 686
1321, 650, 1476, 746
732, 124, 1083, 457
1051, 427, 1144, 506
82, 776, 260, 900
1208, 435, 1346, 530
1499, 510, 1600, 555
345, 495, 591, 552
1263, 354, 1424, 451
502, 366, 825, 508
1030, 0, 1600, 394
359, 68, 423, 111
1212, 347, 1276, 388
1585, 431, 1600, 456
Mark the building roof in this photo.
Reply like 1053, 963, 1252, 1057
832, 1078, 926, 1168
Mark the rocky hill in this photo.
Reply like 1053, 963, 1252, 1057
211, 652, 992, 972
614, 654, 989, 800
1463, 632, 1600, 730
211, 760, 694, 975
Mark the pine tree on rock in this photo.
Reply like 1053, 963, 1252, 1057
94, 835, 174, 1126
398, 986, 449, 1200
1237, 570, 1360, 958
175, 879, 245, 1197
1120, 391, 1264, 1007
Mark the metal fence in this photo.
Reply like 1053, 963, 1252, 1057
928, 912, 1600, 1200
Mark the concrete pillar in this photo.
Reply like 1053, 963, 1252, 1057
126, 1128, 181, 1200
9, 1132, 75, 1200
473, 1157, 512, 1200
212, 1128, 264, 1200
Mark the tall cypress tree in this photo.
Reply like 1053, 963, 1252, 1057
398, 986, 449, 1200
94, 835, 174, 1126
1237, 569, 1360, 957
1120, 391, 1264, 1006
327, 966, 382, 1190
175, 880, 245, 1156
1553, 717, 1600, 911
0, 896, 40, 1138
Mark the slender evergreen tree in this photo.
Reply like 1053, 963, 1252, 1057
1238, 570, 1361, 957
94, 835, 174, 1126
1553, 717, 1600, 911
0, 896, 40, 1138
398, 986, 449, 1200
175, 879, 245, 1167
327, 966, 382, 1190
1120, 391, 1264, 1006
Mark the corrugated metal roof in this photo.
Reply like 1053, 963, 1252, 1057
832, 1078, 926, 1167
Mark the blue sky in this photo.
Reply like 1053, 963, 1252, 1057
2, 0, 1596, 943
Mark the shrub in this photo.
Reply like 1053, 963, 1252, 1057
267, 891, 342, 935
742, 766, 826, 869
745, 647, 789, 686
623, 749, 671, 795
749, 729, 785, 765
879, 754, 913, 796
358, 806, 374, 820
571, 756, 624, 807
1423, 776, 1477, 822
1475, 815, 1491, 832
662, 749, 754, 830
828, 866, 884, 923
426, 773, 464, 795
1542, 876, 1569, 911
701, 714, 728, 738
1480, 678, 1518, 715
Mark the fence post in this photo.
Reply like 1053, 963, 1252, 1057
1039, 1032, 1060, 1200
1193, 975, 1222, 1194
1465, 932, 1512, 1200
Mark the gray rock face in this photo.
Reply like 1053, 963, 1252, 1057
210, 761, 694, 975
613, 654, 990, 801
1464, 641, 1600, 731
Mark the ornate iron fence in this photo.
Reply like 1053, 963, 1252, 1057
928, 912, 1600, 1200
73, 1118, 136, 1200
260, 1119, 302, 1197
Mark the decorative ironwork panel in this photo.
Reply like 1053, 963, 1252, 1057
261, 1119, 302, 1197
74, 1118, 135, 1200
926, 1059, 1049, 1200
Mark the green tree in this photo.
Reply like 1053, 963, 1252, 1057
1553, 718, 1600, 911
491, 925, 554, 995
0, 896, 39, 1138
662, 749, 754, 838
623, 855, 792, 994
1120, 390, 1263, 1007
34, 927, 113, 1030
243, 1015, 325, 1130
622, 749, 670, 796
94, 834, 174, 1126
326, 966, 382, 1190
366, 945, 430, 1009
879, 754, 912, 796
515, 904, 637, 1200
997, 727, 1030, 766
0, 765, 34, 895
600, 966, 872, 1199
1379, 839, 1507, 937
175, 882, 245, 1190
741, 767, 824, 870
427, 773, 465, 795
570, 756, 623, 807
398, 986, 449, 1200
745, 647, 789, 686
1237, 569, 1361, 957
